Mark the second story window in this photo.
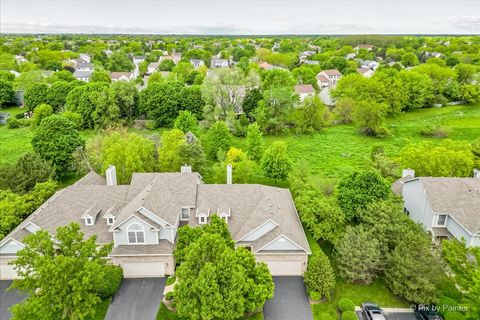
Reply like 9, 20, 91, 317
436, 214, 447, 227
128, 223, 145, 244
85, 217, 93, 226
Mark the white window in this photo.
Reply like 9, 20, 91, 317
199, 216, 207, 224
127, 224, 145, 244
107, 217, 115, 225
85, 217, 93, 226
436, 214, 447, 227
181, 208, 189, 220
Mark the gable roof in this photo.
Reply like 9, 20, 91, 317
74, 171, 106, 186
192, 184, 310, 254
405, 177, 480, 234
321, 69, 341, 76
111, 173, 200, 228
295, 84, 315, 94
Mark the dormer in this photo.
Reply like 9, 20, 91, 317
81, 203, 101, 226
218, 208, 231, 224
196, 209, 210, 224
103, 204, 121, 226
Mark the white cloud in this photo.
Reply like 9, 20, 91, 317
448, 15, 480, 31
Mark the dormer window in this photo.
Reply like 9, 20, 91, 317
107, 217, 115, 225
220, 216, 228, 224
199, 215, 207, 224
85, 217, 93, 226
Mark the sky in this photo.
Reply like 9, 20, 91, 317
1, 0, 479, 35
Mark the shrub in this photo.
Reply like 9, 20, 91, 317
18, 118, 32, 127
318, 313, 336, 320
61, 111, 82, 130
444, 311, 465, 320
32, 104, 53, 127
309, 291, 321, 301
7, 117, 20, 129
96, 265, 123, 298
338, 298, 355, 312
342, 311, 357, 320
419, 125, 448, 138
374, 126, 391, 138
304, 250, 335, 300
165, 291, 174, 300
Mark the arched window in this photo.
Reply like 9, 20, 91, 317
127, 223, 145, 244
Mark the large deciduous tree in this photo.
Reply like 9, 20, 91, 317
260, 141, 292, 180
32, 115, 84, 175
173, 216, 274, 320
245, 122, 264, 161
336, 168, 391, 221
0, 79, 15, 108
203, 121, 233, 160
86, 129, 156, 184
24, 83, 49, 111
9, 223, 112, 320
400, 140, 476, 177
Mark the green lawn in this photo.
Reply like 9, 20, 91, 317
305, 230, 408, 319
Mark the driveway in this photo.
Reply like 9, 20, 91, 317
356, 309, 417, 320
0, 280, 27, 320
263, 277, 313, 320
105, 278, 166, 320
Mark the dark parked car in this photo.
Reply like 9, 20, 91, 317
361, 302, 386, 320
414, 305, 443, 320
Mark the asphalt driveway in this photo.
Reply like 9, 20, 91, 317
105, 278, 166, 320
263, 276, 313, 320
0, 280, 27, 320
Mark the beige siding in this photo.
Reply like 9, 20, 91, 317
0, 257, 18, 280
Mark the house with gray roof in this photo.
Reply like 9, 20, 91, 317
396, 169, 480, 248
0, 166, 310, 279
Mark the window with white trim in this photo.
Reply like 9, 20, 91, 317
107, 217, 115, 225
199, 216, 207, 224
85, 217, 93, 226
436, 214, 447, 227
220, 216, 228, 224
127, 224, 145, 244
181, 208, 189, 220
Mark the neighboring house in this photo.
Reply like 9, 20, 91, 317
211, 58, 230, 68
147, 62, 159, 74
172, 53, 182, 64
295, 84, 316, 101
0, 166, 311, 279
345, 53, 356, 60
316, 69, 342, 87
355, 44, 374, 51
0, 112, 10, 125
357, 67, 374, 78
190, 59, 205, 69
73, 70, 93, 82
361, 60, 379, 71
133, 56, 145, 65
395, 169, 480, 248
258, 61, 275, 70
425, 52, 444, 59
110, 72, 135, 82
79, 53, 91, 63
76, 62, 94, 72
14, 55, 27, 63
159, 55, 174, 63
303, 60, 319, 65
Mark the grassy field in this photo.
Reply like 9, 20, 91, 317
2, 105, 479, 179
305, 230, 408, 319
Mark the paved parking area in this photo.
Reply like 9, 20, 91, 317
105, 278, 165, 320
0, 280, 27, 320
356, 309, 417, 320
263, 277, 313, 320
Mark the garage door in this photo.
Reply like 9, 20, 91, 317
264, 261, 303, 276
0, 264, 18, 280
121, 262, 165, 278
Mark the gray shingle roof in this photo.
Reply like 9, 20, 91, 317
410, 177, 480, 234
